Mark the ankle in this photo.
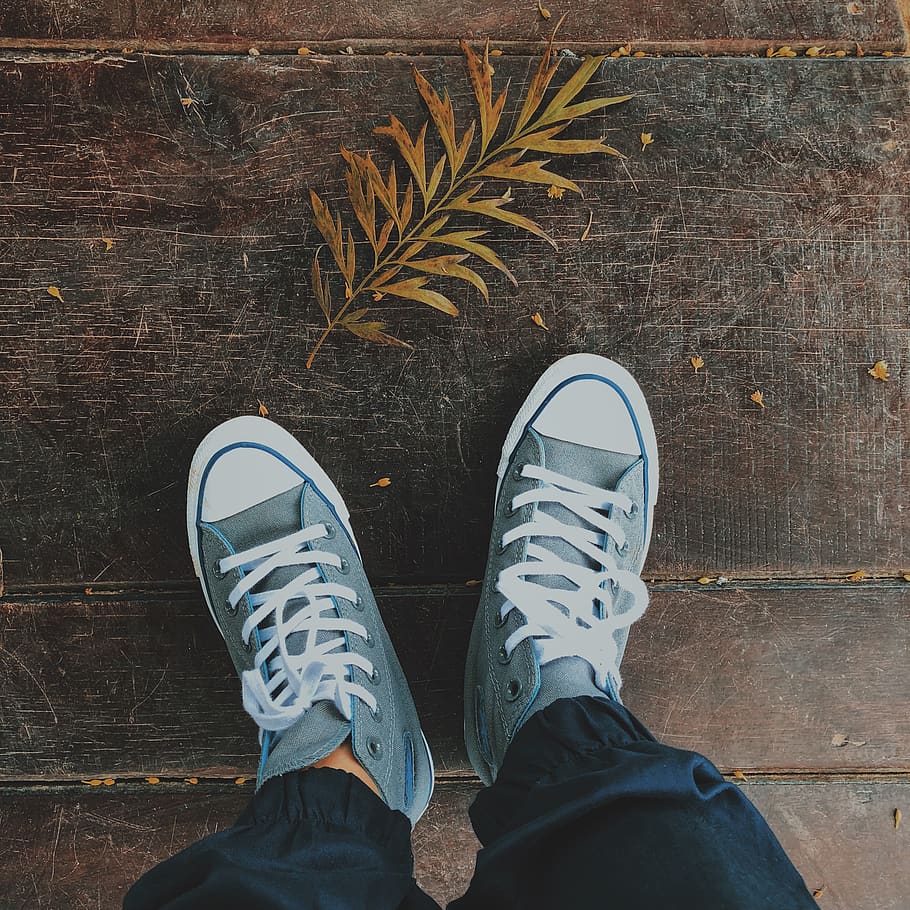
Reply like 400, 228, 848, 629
310, 738, 382, 800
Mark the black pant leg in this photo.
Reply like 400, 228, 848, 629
124, 768, 440, 910
450, 697, 819, 910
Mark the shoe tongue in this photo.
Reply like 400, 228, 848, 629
530, 433, 637, 589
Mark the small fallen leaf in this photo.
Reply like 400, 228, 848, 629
370, 477, 392, 488
146, 776, 160, 784
490, 49, 503, 56
84, 587, 93, 595
690, 355, 704, 373
633, 50, 646, 58
805, 46, 824, 57
640, 132, 654, 151
537, 0, 551, 19
610, 44, 631, 58
846, 1, 864, 12
856, 43, 865, 57
733, 770, 748, 781
248, 47, 260, 57
547, 184, 565, 199
767, 45, 797, 57
813, 886, 826, 899
297, 47, 312, 55
697, 576, 715, 585
531, 311, 549, 331
831, 733, 867, 747
100, 237, 114, 251
750, 390, 766, 409
235, 777, 248, 785
895, 808, 902, 829
47, 285, 64, 302
82, 779, 103, 787
868, 360, 889, 381
580, 209, 594, 241
257, 400, 269, 417
185, 777, 199, 785
180, 97, 195, 107
103, 778, 116, 786
902, 573, 910, 582
846, 569, 867, 582
465, 579, 482, 586
882, 51, 896, 57
832, 49, 847, 57
372, 291, 385, 301
342, 45, 354, 55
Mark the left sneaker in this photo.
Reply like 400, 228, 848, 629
186, 416, 434, 825
464, 354, 659, 785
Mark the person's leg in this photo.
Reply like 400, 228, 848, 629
126, 768, 438, 910
126, 417, 437, 908
458, 355, 819, 908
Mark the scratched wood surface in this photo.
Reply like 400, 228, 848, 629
2, 585, 907, 778
0, 0, 906, 47
0, 55, 908, 588
1, 779, 907, 909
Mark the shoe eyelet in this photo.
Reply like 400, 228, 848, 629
371, 705, 383, 723
367, 739, 383, 759
494, 611, 508, 628
323, 522, 336, 540
242, 637, 254, 653
352, 594, 365, 611
224, 600, 238, 616
370, 667, 381, 685
213, 560, 226, 579
497, 645, 512, 665
511, 464, 525, 481
364, 631, 375, 648
505, 679, 522, 701
338, 558, 350, 575
617, 541, 629, 556
628, 503, 640, 517
497, 538, 508, 555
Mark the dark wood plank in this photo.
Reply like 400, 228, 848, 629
1, 778, 907, 908
0, 55, 908, 587
2, 586, 908, 778
0, 0, 906, 46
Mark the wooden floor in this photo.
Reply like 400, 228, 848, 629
1, 3, 908, 906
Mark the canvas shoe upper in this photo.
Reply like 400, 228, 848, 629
464, 354, 659, 785
187, 416, 434, 825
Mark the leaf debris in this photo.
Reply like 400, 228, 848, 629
47, 285, 64, 302
537, 0, 552, 19
370, 477, 392, 488
146, 776, 160, 784
248, 47, 260, 57
697, 576, 715, 585
547, 184, 565, 199
640, 131, 654, 151
895, 808, 902, 829
868, 360, 889, 381
766, 46, 797, 57
465, 579, 482, 586
750, 390, 766, 409
257, 400, 269, 417
812, 886, 826, 899
235, 777, 248, 785
845, 569, 867, 582
831, 733, 867, 747
100, 237, 114, 251
185, 777, 199, 785
690, 355, 704, 373
531, 311, 549, 331
610, 44, 632, 58
733, 770, 747, 781
580, 209, 594, 241
297, 47, 312, 55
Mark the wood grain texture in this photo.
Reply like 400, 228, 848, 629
0, 0, 906, 46
2, 586, 908, 778
0, 55, 907, 587
1, 778, 907, 909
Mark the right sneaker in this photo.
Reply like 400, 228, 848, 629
187, 416, 434, 825
464, 354, 659, 785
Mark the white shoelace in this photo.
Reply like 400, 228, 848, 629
218, 524, 377, 734
496, 464, 648, 693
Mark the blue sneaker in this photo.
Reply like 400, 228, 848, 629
464, 354, 659, 784
187, 416, 434, 824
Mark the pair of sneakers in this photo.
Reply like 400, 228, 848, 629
187, 354, 658, 824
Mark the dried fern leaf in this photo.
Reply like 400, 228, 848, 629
379, 276, 459, 315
